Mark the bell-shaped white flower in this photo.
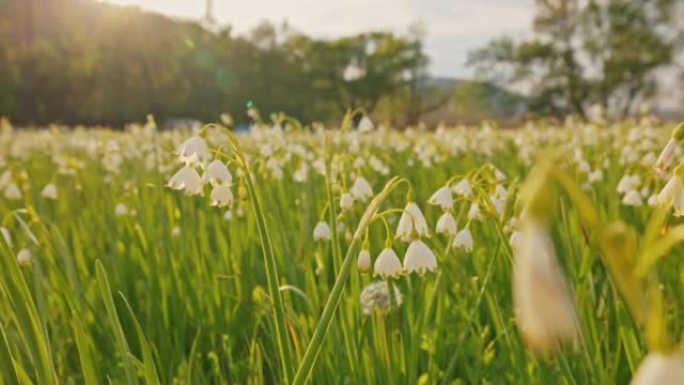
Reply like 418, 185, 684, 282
513, 220, 578, 352
40, 183, 58, 200
357, 249, 371, 272
622, 190, 643, 206
374, 247, 402, 278
617, 174, 641, 194
313, 221, 332, 241
340, 192, 354, 211
203, 160, 232, 185
467, 202, 481, 220
403, 239, 437, 275
452, 178, 473, 197
435, 212, 457, 236
210, 184, 233, 207
654, 138, 678, 172
17, 248, 33, 265
395, 202, 430, 241
428, 186, 453, 210
630, 352, 684, 385
358, 116, 374, 132
168, 166, 203, 195
350, 176, 373, 202
114, 203, 128, 216
452, 228, 473, 252
4, 183, 22, 200
176, 136, 208, 165
655, 174, 684, 215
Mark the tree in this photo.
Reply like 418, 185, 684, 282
468, 0, 678, 119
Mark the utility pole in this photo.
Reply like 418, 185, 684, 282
203, 0, 216, 29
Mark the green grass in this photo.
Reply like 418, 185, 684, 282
0, 120, 682, 384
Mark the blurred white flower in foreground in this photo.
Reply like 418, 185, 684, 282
630, 353, 684, 385
512, 220, 578, 352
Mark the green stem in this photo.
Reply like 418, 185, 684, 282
224, 128, 294, 383
292, 176, 402, 385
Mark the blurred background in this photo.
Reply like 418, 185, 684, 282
1, 0, 683, 127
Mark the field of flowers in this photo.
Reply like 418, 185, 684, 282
1, 114, 683, 384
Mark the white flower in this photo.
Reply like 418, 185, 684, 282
435, 212, 457, 236
313, 221, 332, 241
374, 247, 402, 278
656, 175, 684, 215
17, 248, 32, 265
452, 179, 473, 197
395, 202, 430, 241
171, 226, 182, 237
203, 160, 232, 185
357, 249, 371, 272
223, 210, 233, 221
350, 176, 373, 201
494, 168, 507, 181
358, 116, 374, 132
428, 186, 453, 210
630, 352, 684, 385
403, 239, 437, 275
340, 192, 354, 211
210, 184, 233, 207
4, 183, 22, 200
0, 226, 12, 248
617, 174, 641, 194
467, 203, 481, 220
452, 229, 473, 252
168, 166, 203, 195
654, 138, 678, 172
176, 136, 208, 165
513, 220, 578, 352
622, 190, 643, 206
114, 203, 128, 216
40, 183, 58, 200
588, 169, 604, 183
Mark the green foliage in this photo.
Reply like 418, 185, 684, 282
468, 0, 679, 119
0, 0, 432, 126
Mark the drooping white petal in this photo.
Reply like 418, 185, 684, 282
168, 166, 203, 195
374, 247, 402, 278
452, 229, 473, 252
313, 221, 332, 241
428, 186, 453, 210
435, 212, 457, 236
210, 184, 233, 207
403, 239, 437, 275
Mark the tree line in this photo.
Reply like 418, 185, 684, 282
0, 0, 445, 126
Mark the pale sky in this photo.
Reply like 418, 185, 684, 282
99, 0, 534, 78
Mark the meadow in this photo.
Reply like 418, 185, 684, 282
0, 115, 683, 384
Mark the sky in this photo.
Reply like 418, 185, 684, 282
100, 0, 534, 78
